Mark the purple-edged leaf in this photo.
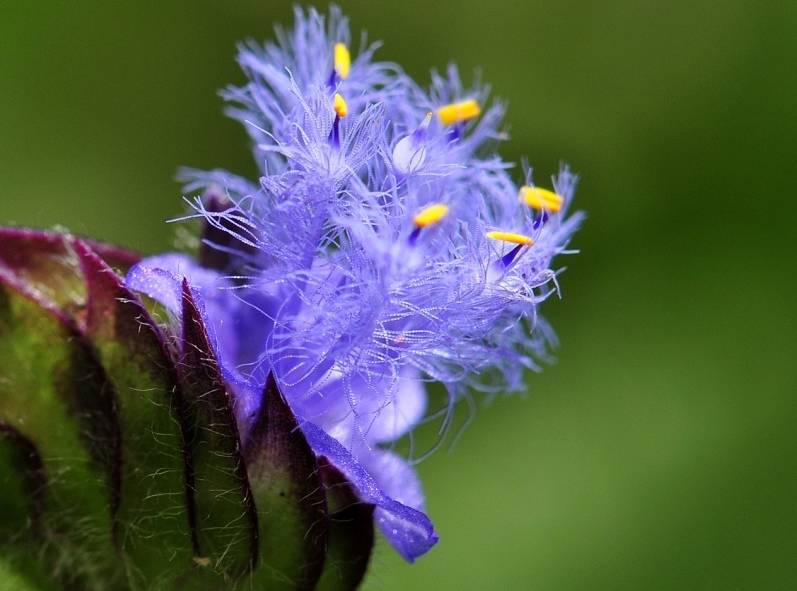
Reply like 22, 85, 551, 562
74, 241, 197, 586
0, 227, 139, 314
316, 458, 375, 591
0, 228, 85, 312
179, 280, 258, 582
82, 237, 141, 271
242, 374, 328, 590
0, 271, 125, 589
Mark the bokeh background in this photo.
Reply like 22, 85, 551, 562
2, 1, 795, 589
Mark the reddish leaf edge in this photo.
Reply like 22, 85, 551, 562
0, 226, 140, 271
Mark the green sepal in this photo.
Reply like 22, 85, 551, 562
0, 270, 124, 589
0, 424, 57, 591
178, 280, 258, 583
0, 556, 48, 591
74, 241, 196, 589
0, 228, 376, 590
242, 374, 328, 590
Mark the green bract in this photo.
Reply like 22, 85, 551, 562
0, 228, 374, 591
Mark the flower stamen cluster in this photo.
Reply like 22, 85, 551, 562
126, 5, 583, 562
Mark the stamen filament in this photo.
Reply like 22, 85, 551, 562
500, 244, 525, 268
329, 93, 348, 148
487, 231, 534, 272
412, 112, 433, 141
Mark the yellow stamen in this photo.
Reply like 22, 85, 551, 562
333, 93, 348, 118
413, 204, 449, 228
334, 42, 351, 79
486, 231, 534, 246
519, 186, 563, 212
437, 99, 481, 126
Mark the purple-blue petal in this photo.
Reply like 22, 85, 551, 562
300, 421, 438, 562
125, 253, 225, 315
304, 367, 428, 446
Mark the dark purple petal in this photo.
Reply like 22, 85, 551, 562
198, 187, 256, 272
316, 458, 375, 590
300, 422, 438, 562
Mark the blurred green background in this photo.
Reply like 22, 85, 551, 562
2, 1, 795, 589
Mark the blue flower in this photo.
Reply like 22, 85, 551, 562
126, 5, 582, 562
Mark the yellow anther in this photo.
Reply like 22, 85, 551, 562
333, 93, 348, 118
334, 42, 351, 79
519, 186, 563, 212
437, 99, 481, 126
413, 204, 449, 228
486, 231, 534, 246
